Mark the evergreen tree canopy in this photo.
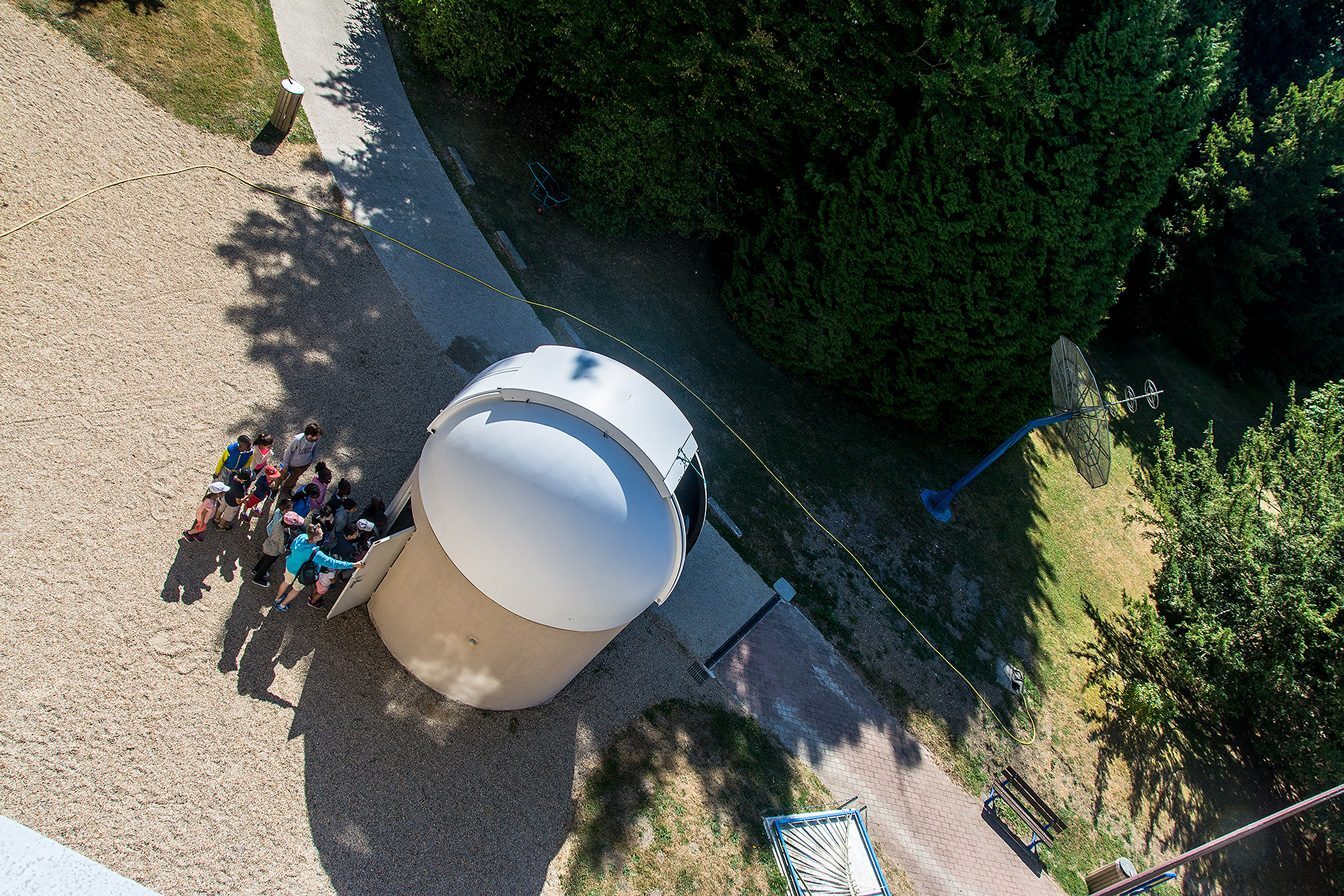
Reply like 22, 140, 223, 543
1120, 0, 1344, 387
1128, 73, 1344, 377
384, 0, 1229, 434
724, 0, 1224, 434
1116, 382, 1344, 872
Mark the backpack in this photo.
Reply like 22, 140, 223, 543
297, 559, 319, 586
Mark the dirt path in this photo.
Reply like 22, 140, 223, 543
0, 7, 713, 894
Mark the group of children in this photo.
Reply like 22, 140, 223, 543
183, 423, 379, 613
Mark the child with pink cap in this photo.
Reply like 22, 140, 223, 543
250, 498, 296, 587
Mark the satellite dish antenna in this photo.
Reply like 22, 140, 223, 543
920, 337, 1163, 522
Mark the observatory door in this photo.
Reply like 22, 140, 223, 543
326, 527, 416, 619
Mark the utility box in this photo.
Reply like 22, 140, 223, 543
268, 78, 305, 133
1086, 857, 1137, 894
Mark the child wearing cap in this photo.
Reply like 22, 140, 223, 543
239, 464, 282, 525
358, 497, 387, 533
250, 498, 295, 587
351, 517, 377, 562
183, 481, 229, 543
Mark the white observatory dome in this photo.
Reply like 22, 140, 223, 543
416, 346, 703, 632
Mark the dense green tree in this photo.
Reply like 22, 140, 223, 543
1124, 73, 1344, 378
724, 0, 1225, 434
386, 0, 1226, 433
536, 0, 931, 236
1118, 0, 1344, 384
383, 0, 540, 99
541, 1, 818, 235
1104, 382, 1344, 872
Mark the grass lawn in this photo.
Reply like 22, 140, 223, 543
562, 700, 912, 896
15, 0, 313, 143
381, 13, 1320, 895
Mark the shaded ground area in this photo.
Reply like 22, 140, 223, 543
0, 9, 716, 895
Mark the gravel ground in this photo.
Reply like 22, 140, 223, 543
0, 6, 715, 894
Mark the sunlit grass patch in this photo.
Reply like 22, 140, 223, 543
17, 0, 314, 143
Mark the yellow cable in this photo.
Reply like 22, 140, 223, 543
0, 164, 1037, 746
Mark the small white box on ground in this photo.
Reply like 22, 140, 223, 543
773, 578, 796, 602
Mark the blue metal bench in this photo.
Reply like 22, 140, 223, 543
984, 765, 1066, 854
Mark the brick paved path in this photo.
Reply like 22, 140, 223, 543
716, 602, 1065, 896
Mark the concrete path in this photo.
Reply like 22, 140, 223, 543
657, 523, 779, 660
270, 0, 551, 366
715, 601, 1065, 896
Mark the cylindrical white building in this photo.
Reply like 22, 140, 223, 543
354, 345, 706, 710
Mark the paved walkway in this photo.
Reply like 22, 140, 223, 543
270, 0, 551, 365
267, 6, 1065, 896
716, 601, 1064, 896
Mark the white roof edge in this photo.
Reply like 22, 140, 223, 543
499, 387, 681, 498
501, 346, 696, 494
436, 346, 698, 495
427, 352, 534, 433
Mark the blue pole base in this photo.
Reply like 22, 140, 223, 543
920, 488, 954, 523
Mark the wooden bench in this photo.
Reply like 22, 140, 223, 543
983, 765, 1066, 854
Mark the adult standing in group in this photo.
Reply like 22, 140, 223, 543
279, 422, 323, 494
273, 522, 363, 612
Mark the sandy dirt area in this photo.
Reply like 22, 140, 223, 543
0, 6, 716, 894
